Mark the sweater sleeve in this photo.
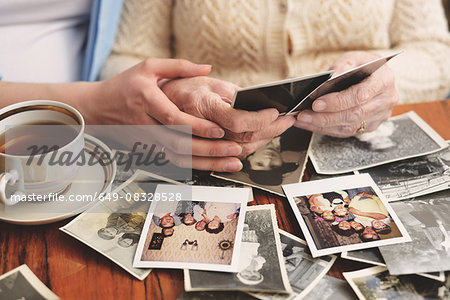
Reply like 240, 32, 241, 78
100, 0, 174, 80
373, 0, 450, 103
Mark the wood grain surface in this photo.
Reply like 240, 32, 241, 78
0, 100, 449, 300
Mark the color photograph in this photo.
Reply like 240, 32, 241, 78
283, 174, 410, 257
133, 185, 249, 272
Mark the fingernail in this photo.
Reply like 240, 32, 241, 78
209, 128, 225, 138
200, 64, 212, 69
224, 160, 243, 172
313, 100, 326, 111
225, 145, 242, 156
297, 112, 312, 123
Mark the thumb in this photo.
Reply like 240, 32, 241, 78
144, 58, 211, 78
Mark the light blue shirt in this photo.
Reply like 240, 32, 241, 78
82, 0, 124, 81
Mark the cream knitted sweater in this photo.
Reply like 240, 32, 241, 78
101, 0, 450, 104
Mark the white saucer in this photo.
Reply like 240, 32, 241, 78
0, 134, 116, 225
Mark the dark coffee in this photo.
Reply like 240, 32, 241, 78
0, 121, 80, 156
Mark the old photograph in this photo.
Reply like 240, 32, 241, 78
302, 275, 357, 300
133, 184, 249, 272
344, 266, 450, 300
282, 174, 410, 257
379, 192, 450, 275
249, 230, 336, 299
309, 111, 448, 174
60, 169, 169, 280
213, 127, 311, 196
359, 141, 450, 201
341, 248, 386, 266
0, 265, 59, 300
341, 248, 445, 282
184, 205, 292, 293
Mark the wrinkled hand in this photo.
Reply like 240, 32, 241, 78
294, 51, 399, 137
162, 76, 295, 157
85, 58, 249, 172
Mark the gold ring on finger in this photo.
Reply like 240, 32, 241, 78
357, 120, 366, 134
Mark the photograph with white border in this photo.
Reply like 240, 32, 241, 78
309, 111, 448, 174
133, 184, 249, 272
343, 266, 450, 300
358, 141, 450, 202
0, 264, 59, 300
282, 174, 411, 257
60, 169, 173, 280
249, 229, 336, 300
184, 205, 292, 293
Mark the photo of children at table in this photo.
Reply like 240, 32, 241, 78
140, 200, 243, 265
295, 187, 402, 250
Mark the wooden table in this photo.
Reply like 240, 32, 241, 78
1, 100, 449, 300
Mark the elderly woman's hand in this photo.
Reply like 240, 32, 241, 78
294, 51, 399, 137
161, 76, 295, 157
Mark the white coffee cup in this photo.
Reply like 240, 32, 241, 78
0, 100, 85, 206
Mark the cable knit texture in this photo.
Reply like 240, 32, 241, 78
101, 0, 450, 104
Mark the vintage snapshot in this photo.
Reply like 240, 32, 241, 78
213, 127, 311, 196
303, 275, 358, 300
282, 174, 411, 257
341, 248, 386, 266
358, 142, 450, 201
133, 184, 249, 272
0, 265, 60, 300
184, 205, 292, 293
378, 192, 450, 275
309, 111, 448, 174
341, 248, 445, 282
232, 71, 332, 114
344, 266, 450, 300
232, 53, 398, 115
249, 230, 336, 300
60, 169, 170, 280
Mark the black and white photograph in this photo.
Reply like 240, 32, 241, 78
358, 141, 450, 201
282, 174, 411, 257
309, 111, 448, 174
378, 191, 450, 275
302, 275, 358, 300
249, 230, 336, 299
343, 266, 450, 300
0, 265, 60, 300
341, 249, 445, 282
184, 205, 292, 293
232, 71, 332, 114
133, 184, 249, 272
341, 248, 386, 266
60, 170, 167, 280
213, 127, 311, 196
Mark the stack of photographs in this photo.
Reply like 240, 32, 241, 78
60, 169, 173, 280
184, 205, 292, 293
344, 266, 450, 300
